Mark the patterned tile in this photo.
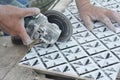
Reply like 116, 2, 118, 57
70, 57, 98, 75
41, 52, 67, 68
19, 0, 120, 80
92, 27, 115, 39
73, 31, 97, 44
34, 44, 58, 56
103, 63, 120, 80
101, 35, 120, 49
49, 63, 78, 77
92, 51, 119, 67
82, 40, 107, 55
62, 46, 87, 61
56, 37, 78, 50
81, 70, 110, 80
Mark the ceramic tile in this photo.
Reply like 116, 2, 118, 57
101, 35, 120, 49
19, 57, 46, 69
105, 3, 120, 11
92, 51, 119, 67
81, 70, 110, 80
111, 47, 120, 59
95, 0, 117, 6
103, 63, 120, 80
67, 5, 78, 14
62, 46, 87, 61
65, 13, 79, 24
113, 23, 120, 33
118, 33, 120, 37
94, 22, 105, 28
92, 27, 115, 39
72, 22, 87, 34
82, 40, 107, 55
115, 0, 120, 2
34, 44, 58, 56
70, 57, 98, 75
41, 52, 67, 68
73, 31, 97, 44
19, 1, 120, 80
20, 48, 38, 61
56, 37, 78, 50
49, 63, 78, 77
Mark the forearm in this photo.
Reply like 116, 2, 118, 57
0, 0, 13, 4
75, 0, 90, 10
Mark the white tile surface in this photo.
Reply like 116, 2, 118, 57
19, 0, 120, 80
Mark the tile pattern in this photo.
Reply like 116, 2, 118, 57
19, 0, 120, 80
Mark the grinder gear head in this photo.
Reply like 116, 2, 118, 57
25, 13, 61, 44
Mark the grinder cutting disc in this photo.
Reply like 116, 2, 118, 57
43, 10, 73, 42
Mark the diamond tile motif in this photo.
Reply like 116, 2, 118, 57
92, 51, 119, 67
70, 57, 98, 75
19, 0, 120, 80
81, 70, 110, 80
92, 27, 115, 39
101, 35, 120, 49
82, 40, 107, 55
41, 52, 67, 68
62, 46, 87, 61
49, 63, 78, 77
73, 31, 97, 44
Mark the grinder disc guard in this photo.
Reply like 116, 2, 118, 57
43, 10, 73, 42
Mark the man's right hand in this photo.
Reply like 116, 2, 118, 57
0, 5, 40, 45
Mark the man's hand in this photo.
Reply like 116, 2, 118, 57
0, 5, 40, 45
76, 0, 120, 32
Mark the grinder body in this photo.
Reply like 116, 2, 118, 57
25, 13, 62, 44
11, 0, 73, 45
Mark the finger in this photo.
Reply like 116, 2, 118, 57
107, 11, 120, 25
99, 15, 116, 32
18, 19, 32, 45
19, 27, 32, 45
20, 8, 40, 17
81, 15, 94, 31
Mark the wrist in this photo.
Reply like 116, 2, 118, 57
0, 5, 4, 22
76, 0, 90, 10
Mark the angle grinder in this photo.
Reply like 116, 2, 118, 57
11, 0, 73, 45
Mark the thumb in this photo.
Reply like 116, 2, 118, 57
19, 26, 33, 45
21, 8, 40, 17
19, 19, 33, 45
